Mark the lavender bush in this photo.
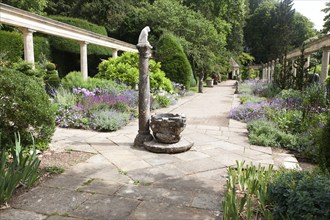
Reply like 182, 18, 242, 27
54, 87, 138, 131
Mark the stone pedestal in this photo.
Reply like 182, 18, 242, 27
134, 44, 154, 146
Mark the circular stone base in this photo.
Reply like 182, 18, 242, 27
143, 138, 194, 154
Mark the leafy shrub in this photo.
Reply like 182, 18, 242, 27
91, 109, 129, 131
268, 170, 330, 219
154, 95, 171, 108
303, 83, 327, 112
276, 88, 304, 100
317, 112, 330, 173
0, 30, 23, 62
266, 108, 304, 133
10, 60, 46, 85
0, 68, 55, 149
247, 119, 309, 151
0, 134, 40, 205
155, 32, 194, 89
96, 52, 173, 92
61, 71, 128, 92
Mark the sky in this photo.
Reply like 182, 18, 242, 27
293, 0, 327, 31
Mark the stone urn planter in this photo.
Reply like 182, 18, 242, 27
150, 113, 186, 144
206, 78, 214, 87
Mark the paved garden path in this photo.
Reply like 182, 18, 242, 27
0, 80, 299, 220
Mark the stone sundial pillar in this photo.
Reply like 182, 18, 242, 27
134, 27, 154, 146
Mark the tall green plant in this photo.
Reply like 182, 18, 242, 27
222, 161, 274, 220
0, 133, 40, 205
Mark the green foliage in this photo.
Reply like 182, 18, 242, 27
155, 32, 194, 89
45, 166, 64, 174
48, 16, 111, 56
275, 89, 304, 100
154, 95, 171, 108
317, 113, 330, 173
0, 68, 55, 149
0, 30, 23, 62
268, 170, 330, 219
247, 119, 307, 151
0, 31, 51, 63
91, 109, 129, 131
2, 0, 47, 14
53, 87, 77, 107
61, 71, 128, 92
266, 108, 304, 133
34, 36, 52, 62
96, 52, 173, 92
222, 161, 274, 220
239, 94, 266, 104
245, 0, 314, 63
0, 133, 40, 205
325, 76, 330, 86
44, 62, 60, 93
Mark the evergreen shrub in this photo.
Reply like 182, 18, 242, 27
48, 16, 111, 56
0, 68, 55, 150
155, 33, 194, 89
0, 30, 23, 62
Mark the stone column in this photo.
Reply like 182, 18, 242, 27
271, 60, 275, 82
112, 49, 118, 58
262, 64, 266, 80
80, 41, 88, 81
304, 54, 311, 68
268, 62, 272, 82
321, 47, 330, 82
134, 44, 154, 146
21, 28, 35, 66
292, 59, 297, 77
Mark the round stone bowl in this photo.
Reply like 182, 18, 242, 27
150, 113, 186, 144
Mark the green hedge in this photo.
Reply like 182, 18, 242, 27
48, 16, 111, 56
155, 33, 195, 88
0, 30, 23, 62
0, 30, 51, 62
34, 36, 51, 61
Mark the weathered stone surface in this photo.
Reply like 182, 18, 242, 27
0, 209, 46, 220
150, 113, 186, 144
131, 201, 219, 220
46, 216, 83, 220
12, 187, 90, 215
143, 138, 193, 154
41, 174, 87, 190
77, 179, 122, 195
69, 194, 139, 220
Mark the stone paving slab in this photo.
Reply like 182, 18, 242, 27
69, 194, 140, 220
130, 201, 221, 220
12, 187, 91, 215
0, 209, 47, 220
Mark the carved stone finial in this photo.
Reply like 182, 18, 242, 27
137, 26, 152, 48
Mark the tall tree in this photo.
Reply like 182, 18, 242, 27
2, 0, 48, 14
244, 0, 313, 63
322, 1, 330, 33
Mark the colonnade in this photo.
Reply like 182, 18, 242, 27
0, 3, 137, 81
260, 34, 330, 83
